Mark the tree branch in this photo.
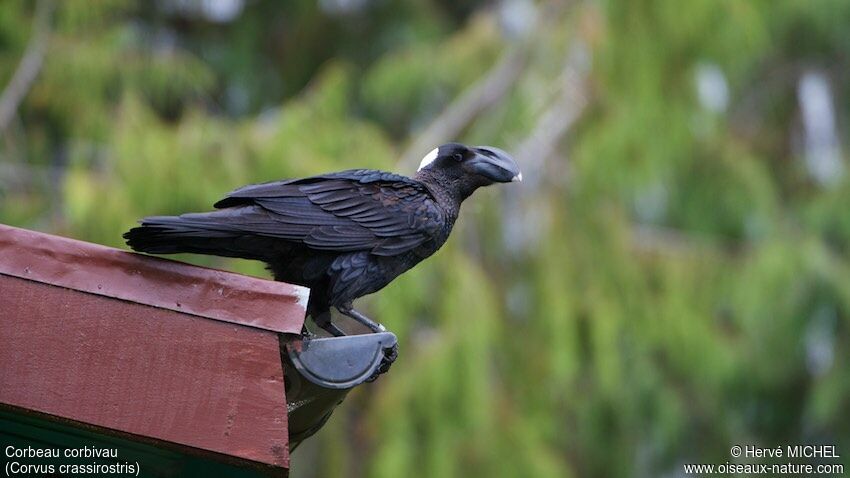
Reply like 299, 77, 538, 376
0, 0, 54, 132
398, 44, 529, 170
500, 42, 591, 253
514, 41, 590, 189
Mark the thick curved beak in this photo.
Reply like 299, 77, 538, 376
471, 146, 522, 183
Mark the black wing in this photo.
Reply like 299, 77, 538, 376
205, 169, 443, 256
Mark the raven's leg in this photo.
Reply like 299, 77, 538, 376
306, 286, 346, 337
337, 304, 398, 377
336, 304, 386, 333
312, 309, 346, 337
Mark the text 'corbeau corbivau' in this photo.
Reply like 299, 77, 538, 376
124, 143, 521, 364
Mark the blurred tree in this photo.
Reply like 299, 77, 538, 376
1, 0, 849, 477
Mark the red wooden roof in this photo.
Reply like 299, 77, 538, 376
0, 224, 307, 473
0, 224, 307, 333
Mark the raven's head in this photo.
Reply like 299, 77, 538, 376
415, 143, 521, 200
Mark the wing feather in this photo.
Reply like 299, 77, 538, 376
209, 169, 442, 256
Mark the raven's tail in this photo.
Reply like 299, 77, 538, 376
123, 211, 267, 260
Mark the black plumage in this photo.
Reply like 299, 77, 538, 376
124, 143, 521, 336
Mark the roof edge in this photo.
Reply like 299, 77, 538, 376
0, 224, 307, 334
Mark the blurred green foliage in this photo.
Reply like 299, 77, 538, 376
2, 1, 849, 477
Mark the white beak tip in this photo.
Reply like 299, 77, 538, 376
512, 173, 523, 182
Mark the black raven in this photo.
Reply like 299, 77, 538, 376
124, 143, 521, 336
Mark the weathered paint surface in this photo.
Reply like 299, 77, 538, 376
0, 224, 307, 472
0, 224, 306, 334
0, 275, 290, 469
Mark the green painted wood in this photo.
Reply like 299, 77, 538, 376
0, 409, 286, 477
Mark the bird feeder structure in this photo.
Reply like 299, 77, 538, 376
0, 224, 395, 477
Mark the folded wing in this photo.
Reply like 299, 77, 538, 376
202, 169, 443, 257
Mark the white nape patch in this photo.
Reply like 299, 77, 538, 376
292, 284, 311, 310
417, 147, 440, 171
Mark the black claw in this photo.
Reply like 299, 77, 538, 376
368, 342, 399, 381
384, 343, 398, 363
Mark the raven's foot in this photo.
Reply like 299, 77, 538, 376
313, 310, 346, 337
367, 342, 399, 382
336, 306, 386, 333
335, 305, 396, 380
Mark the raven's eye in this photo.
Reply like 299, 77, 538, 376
452, 153, 463, 162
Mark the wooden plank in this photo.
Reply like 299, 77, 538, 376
0, 274, 290, 470
0, 408, 285, 477
0, 224, 308, 334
